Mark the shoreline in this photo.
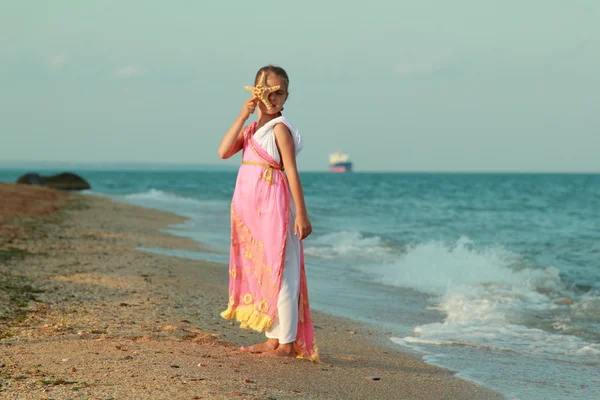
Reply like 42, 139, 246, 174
0, 183, 502, 399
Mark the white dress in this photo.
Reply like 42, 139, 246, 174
252, 116, 302, 344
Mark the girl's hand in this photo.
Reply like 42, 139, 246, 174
239, 97, 259, 120
294, 214, 312, 240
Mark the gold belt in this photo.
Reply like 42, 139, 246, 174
242, 160, 282, 185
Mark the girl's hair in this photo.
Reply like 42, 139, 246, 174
255, 65, 289, 93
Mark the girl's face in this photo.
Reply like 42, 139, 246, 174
258, 73, 288, 115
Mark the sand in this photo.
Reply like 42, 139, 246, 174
0, 183, 502, 399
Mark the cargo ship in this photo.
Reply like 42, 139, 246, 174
328, 151, 353, 173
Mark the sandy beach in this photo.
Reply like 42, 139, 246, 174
0, 183, 502, 400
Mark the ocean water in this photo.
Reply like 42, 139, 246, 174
2, 168, 599, 399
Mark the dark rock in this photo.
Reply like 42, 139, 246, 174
16, 172, 90, 191
16, 173, 45, 186
43, 172, 91, 191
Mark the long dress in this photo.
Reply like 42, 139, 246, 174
220, 117, 319, 361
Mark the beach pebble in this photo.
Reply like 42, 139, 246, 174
365, 376, 380, 381
170, 364, 180, 368
243, 379, 256, 384
160, 325, 178, 331
61, 358, 69, 362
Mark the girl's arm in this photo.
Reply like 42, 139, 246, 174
274, 123, 312, 240
218, 98, 258, 159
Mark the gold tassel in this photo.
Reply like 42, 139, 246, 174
220, 305, 274, 332
262, 167, 274, 185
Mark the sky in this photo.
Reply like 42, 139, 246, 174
1, 1, 599, 172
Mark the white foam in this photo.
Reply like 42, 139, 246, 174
366, 236, 559, 295
395, 321, 600, 359
379, 237, 600, 360
391, 336, 513, 353
304, 231, 391, 260
124, 189, 204, 207
575, 344, 600, 356
118, 189, 233, 224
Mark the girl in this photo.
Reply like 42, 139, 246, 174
218, 65, 319, 361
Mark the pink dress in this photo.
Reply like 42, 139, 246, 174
220, 119, 319, 361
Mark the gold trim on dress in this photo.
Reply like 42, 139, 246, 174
241, 160, 281, 185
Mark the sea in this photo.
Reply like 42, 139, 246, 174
2, 167, 599, 400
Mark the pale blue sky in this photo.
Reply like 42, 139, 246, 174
1, 1, 598, 172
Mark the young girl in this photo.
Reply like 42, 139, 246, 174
218, 65, 319, 361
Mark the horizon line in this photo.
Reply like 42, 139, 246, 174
0, 160, 599, 174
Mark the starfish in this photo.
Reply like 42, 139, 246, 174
244, 71, 280, 110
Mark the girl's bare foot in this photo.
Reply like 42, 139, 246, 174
260, 343, 295, 357
239, 338, 278, 353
